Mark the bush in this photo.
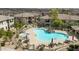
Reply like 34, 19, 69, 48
74, 45, 79, 49
39, 45, 45, 51
3, 30, 13, 41
37, 44, 45, 51
69, 44, 74, 48
58, 42, 62, 45
1, 41, 5, 46
0, 29, 14, 43
14, 20, 24, 30
0, 29, 5, 38
2, 31, 13, 42
67, 44, 79, 51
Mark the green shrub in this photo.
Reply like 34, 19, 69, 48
69, 44, 74, 48
74, 45, 79, 49
67, 44, 79, 51
4, 31, 13, 39
0, 29, 5, 38
14, 20, 24, 30
1, 42, 5, 46
58, 42, 62, 45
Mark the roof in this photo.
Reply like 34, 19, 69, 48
0, 15, 14, 22
58, 14, 79, 20
71, 26, 79, 31
40, 15, 51, 19
14, 12, 40, 17
40, 14, 79, 21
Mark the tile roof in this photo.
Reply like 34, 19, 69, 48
14, 12, 40, 17
0, 15, 14, 21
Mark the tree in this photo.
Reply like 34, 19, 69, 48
0, 29, 13, 46
3, 30, 13, 41
49, 9, 59, 20
0, 29, 4, 38
49, 9, 64, 27
5, 31, 13, 39
53, 19, 64, 27
14, 20, 24, 30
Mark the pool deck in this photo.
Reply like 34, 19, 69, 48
26, 28, 40, 47
26, 28, 78, 47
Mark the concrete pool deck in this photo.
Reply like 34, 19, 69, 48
26, 28, 78, 47
26, 28, 40, 47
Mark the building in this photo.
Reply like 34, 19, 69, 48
0, 15, 14, 30
39, 15, 51, 26
14, 12, 40, 24
40, 14, 79, 22
71, 26, 79, 34
58, 14, 79, 21
37, 14, 79, 26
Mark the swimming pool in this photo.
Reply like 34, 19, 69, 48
34, 28, 69, 43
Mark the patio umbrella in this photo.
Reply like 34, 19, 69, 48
52, 38, 53, 42
48, 38, 53, 48
51, 38, 53, 43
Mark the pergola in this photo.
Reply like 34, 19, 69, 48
14, 12, 40, 17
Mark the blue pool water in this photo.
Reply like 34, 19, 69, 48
34, 28, 69, 43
